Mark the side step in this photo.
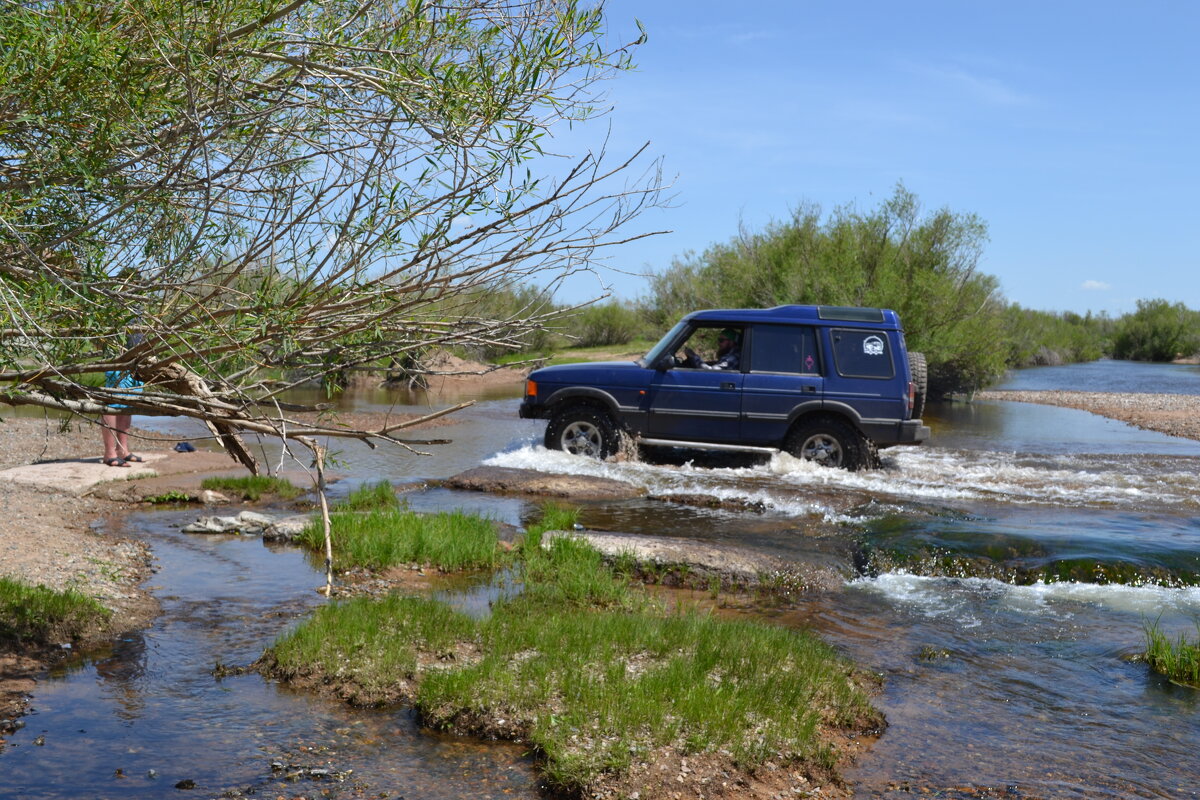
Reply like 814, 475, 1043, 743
637, 438, 780, 455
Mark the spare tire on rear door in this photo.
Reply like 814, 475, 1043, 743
909, 351, 928, 419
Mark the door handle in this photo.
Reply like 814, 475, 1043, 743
804, 385, 816, 393
721, 381, 736, 390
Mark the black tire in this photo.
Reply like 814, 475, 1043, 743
544, 406, 621, 459
909, 351, 928, 419
784, 417, 872, 471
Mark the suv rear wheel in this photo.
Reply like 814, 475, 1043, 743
785, 417, 871, 471
545, 406, 621, 459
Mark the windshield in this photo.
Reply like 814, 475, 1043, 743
642, 320, 689, 367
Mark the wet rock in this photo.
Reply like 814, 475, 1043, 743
262, 514, 313, 542
543, 529, 847, 592
439, 466, 645, 500
175, 778, 195, 789
649, 493, 767, 512
181, 510, 275, 535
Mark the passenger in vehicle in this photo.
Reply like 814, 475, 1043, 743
678, 328, 741, 370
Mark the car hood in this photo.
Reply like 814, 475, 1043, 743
529, 360, 647, 383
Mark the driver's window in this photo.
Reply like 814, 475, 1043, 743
673, 326, 742, 370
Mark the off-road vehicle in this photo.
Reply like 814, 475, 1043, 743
519, 305, 929, 470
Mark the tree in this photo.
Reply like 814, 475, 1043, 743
1111, 299, 1200, 361
0, 0, 664, 466
645, 185, 1008, 394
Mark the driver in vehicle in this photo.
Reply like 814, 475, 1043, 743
678, 328, 741, 370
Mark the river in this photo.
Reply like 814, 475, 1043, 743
2, 359, 1199, 799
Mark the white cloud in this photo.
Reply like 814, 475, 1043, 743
907, 61, 1033, 107
1081, 280, 1111, 291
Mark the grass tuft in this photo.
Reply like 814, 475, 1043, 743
1144, 620, 1200, 688
201, 475, 303, 501
334, 481, 401, 512
267, 594, 477, 704
0, 578, 111, 645
296, 508, 503, 571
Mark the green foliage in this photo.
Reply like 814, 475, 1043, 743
0, 578, 111, 645
200, 476, 303, 501
0, 0, 662, 458
296, 508, 503, 570
145, 490, 194, 505
565, 300, 647, 348
1144, 620, 1200, 688
646, 185, 1007, 394
1001, 305, 1112, 367
1112, 299, 1200, 361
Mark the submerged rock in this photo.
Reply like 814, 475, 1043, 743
439, 466, 645, 500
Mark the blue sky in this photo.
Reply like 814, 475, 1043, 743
550, 1, 1199, 316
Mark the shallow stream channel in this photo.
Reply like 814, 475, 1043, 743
4, 360, 1200, 799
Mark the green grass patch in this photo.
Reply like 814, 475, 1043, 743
0, 578, 111, 645
334, 481, 400, 512
267, 505, 882, 794
296, 507, 503, 571
420, 607, 877, 790
266, 594, 477, 704
200, 475, 304, 501
145, 490, 194, 505
1144, 620, 1200, 688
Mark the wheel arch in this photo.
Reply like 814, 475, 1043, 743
783, 402, 864, 445
543, 387, 621, 419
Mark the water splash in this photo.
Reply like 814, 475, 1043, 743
487, 441, 1200, 516
851, 572, 1200, 619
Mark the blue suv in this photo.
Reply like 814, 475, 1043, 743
519, 305, 930, 470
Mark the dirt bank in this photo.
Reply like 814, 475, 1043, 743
974, 390, 1200, 441
0, 417, 166, 725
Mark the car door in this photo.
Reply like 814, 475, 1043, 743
646, 335, 744, 442
740, 324, 823, 445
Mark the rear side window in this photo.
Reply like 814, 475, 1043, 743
749, 324, 820, 374
831, 328, 894, 379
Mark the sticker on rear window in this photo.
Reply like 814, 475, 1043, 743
863, 335, 884, 356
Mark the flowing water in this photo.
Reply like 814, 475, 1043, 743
4, 361, 1200, 798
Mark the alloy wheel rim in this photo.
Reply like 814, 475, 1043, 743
801, 433, 842, 466
562, 421, 602, 457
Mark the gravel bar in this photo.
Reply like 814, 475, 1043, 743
974, 390, 1200, 442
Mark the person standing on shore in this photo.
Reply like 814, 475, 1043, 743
101, 333, 145, 467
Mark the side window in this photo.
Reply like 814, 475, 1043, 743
749, 324, 820, 375
832, 328, 894, 379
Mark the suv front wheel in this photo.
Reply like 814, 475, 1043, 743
545, 406, 621, 459
785, 417, 872, 471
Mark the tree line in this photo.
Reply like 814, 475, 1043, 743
497, 186, 1199, 396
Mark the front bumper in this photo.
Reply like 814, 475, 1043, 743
518, 400, 545, 420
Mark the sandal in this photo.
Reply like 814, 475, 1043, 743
103, 457, 129, 468
123, 453, 145, 463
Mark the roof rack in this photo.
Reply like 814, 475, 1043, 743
816, 306, 885, 323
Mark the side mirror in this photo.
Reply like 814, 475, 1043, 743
653, 354, 675, 371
